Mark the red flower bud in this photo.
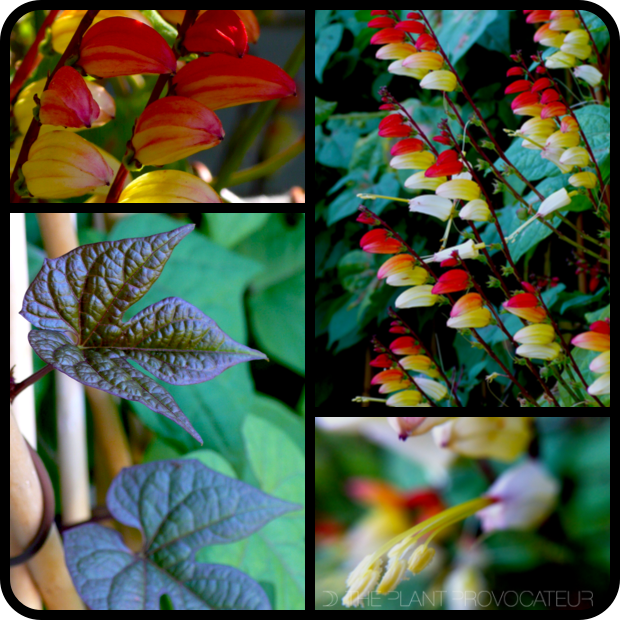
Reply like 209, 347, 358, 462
78, 17, 177, 78
184, 10, 248, 58
39, 66, 100, 128
173, 54, 296, 111
132, 96, 224, 167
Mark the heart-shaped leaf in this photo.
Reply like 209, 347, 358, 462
19, 224, 268, 443
63, 459, 301, 610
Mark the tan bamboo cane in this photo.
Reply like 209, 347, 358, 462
35, 213, 90, 527
10, 404, 85, 609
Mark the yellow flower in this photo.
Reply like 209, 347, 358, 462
432, 417, 533, 462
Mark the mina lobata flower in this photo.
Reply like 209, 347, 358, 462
184, 9, 249, 57
446, 293, 492, 329
173, 54, 297, 111
571, 320, 610, 395
77, 17, 177, 79
476, 459, 560, 531
432, 417, 533, 462
118, 170, 222, 203
132, 96, 224, 167
39, 66, 100, 129
387, 417, 456, 440
22, 130, 114, 199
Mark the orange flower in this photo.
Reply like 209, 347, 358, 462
173, 54, 296, 111
132, 97, 224, 167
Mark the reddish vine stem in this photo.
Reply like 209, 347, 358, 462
10, 364, 54, 403
105, 10, 200, 203
10, 10, 101, 203
10, 10, 61, 103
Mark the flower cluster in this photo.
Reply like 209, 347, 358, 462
10, 10, 299, 203
351, 9, 609, 407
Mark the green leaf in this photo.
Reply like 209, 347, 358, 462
64, 459, 301, 610
197, 415, 306, 609
315, 96, 337, 126
19, 225, 267, 443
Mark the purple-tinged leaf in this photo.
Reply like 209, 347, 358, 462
63, 460, 301, 610
19, 225, 268, 443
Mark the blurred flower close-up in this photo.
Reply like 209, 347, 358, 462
315, 416, 610, 612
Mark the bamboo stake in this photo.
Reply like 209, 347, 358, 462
35, 213, 90, 526
10, 404, 85, 609
10, 213, 36, 445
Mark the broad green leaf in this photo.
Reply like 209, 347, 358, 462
19, 224, 267, 443
198, 415, 305, 609
64, 459, 301, 610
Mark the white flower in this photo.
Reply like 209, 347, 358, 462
477, 460, 560, 531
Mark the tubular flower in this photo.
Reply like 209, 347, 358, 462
343, 496, 496, 608
409, 194, 454, 221
436, 179, 482, 202
14, 77, 115, 136
173, 54, 297, 111
446, 293, 491, 329
77, 17, 177, 79
459, 199, 492, 222
477, 459, 560, 531
378, 114, 412, 138
559, 146, 591, 168
159, 10, 260, 44
387, 417, 457, 440
569, 171, 598, 189
22, 130, 114, 199
371, 369, 411, 395
360, 229, 405, 254
390, 150, 436, 171
571, 320, 610, 395
503, 292, 548, 323
507, 188, 575, 242
377, 255, 429, 287
401, 51, 444, 72
132, 96, 224, 167
513, 324, 561, 361
431, 269, 470, 295
390, 337, 423, 356
420, 70, 457, 92
395, 285, 439, 309
386, 389, 424, 407
399, 355, 440, 378
118, 170, 222, 203
183, 9, 248, 57
573, 64, 602, 86
429, 239, 481, 263
432, 417, 533, 462
51, 10, 152, 54
404, 170, 445, 191
39, 67, 100, 129
424, 149, 464, 177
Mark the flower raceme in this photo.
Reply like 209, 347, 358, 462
350, 9, 609, 408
